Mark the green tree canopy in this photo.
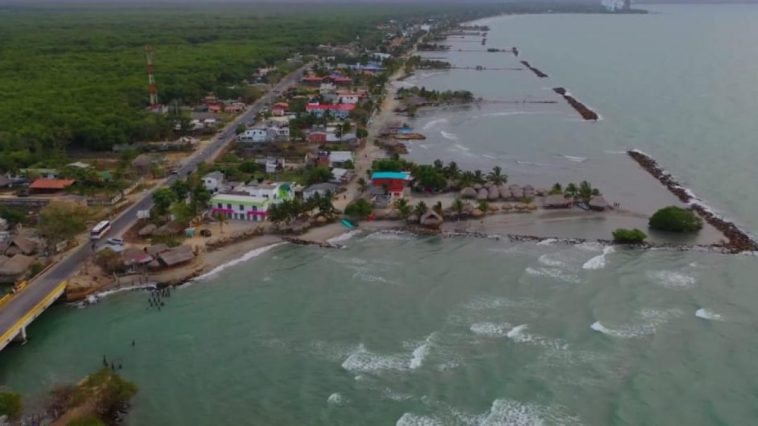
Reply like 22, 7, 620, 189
649, 206, 703, 232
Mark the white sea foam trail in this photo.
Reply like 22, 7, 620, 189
193, 242, 286, 281
582, 246, 615, 270
695, 308, 724, 321
396, 413, 443, 426
327, 229, 361, 244
647, 270, 696, 289
422, 118, 448, 130
441, 130, 459, 140
591, 308, 682, 338
470, 322, 512, 337
562, 155, 587, 163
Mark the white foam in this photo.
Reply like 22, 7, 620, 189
591, 308, 682, 338
396, 413, 443, 426
576, 242, 603, 252
327, 229, 361, 244
695, 308, 723, 321
327, 392, 346, 405
562, 155, 587, 163
441, 130, 459, 140
479, 398, 582, 426
506, 324, 568, 351
470, 322, 512, 337
422, 118, 448, 130
582, 246, 615, 270
538, 253, 567, 268
603, 150, 627, 155
80, 283, 157, 305
409, 343, 430, 369
525, 267, 581, 284
647, 270, 696, 289
341, 344, 408, 373
352, 270, 396, 284
194, 242, 286, 281
536, 238, 558, 246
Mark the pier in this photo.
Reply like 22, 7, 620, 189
553, 88, 599, 120
520, 60, 549, 78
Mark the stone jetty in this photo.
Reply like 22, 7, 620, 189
553, 87, 599, 120
627, 149, 758, 253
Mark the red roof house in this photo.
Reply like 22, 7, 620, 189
29, 179, 75, 192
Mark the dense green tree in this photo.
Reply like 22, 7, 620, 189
37, 201, 90, 249
612, 228, 647, 243
152, 188, 176, 216
649, 206, 703, 233
305, 166, 333, 185
0, 391, 22, 419
345, 199, 373, 220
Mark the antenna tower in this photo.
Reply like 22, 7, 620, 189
144, 45, 159, 109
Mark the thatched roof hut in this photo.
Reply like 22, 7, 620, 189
0, 254, 34, 283
4, 236, 37, 257
460, 187, 477, 199
508, 184, 522, 200
471, 208, 484, 218
138, 224, 157, 237
420, 210, 444, 229
589, 195, 608, 211
157, 245, 195, 267
544, 194, 571, 209
487, 186, 500, 200
476, 188, 489, 201
523, 185, 536, 198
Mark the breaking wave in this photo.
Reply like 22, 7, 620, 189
470, 322, 512, 337
647, 270, 697, 289
193, 242, 286, 281
695, 308, 723, 321
582, 246, 615, 270
591, 308, 682, 338
422, 118, 448, 130
440, 130, 459, 140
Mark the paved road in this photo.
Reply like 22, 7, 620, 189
0, 64, 310, 343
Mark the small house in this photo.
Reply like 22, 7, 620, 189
202, 171, 225, 194
328, 151, 353, 168
371, 171, 411, 198
29, 179, 75, 194
304, 183, 338, 200
157, 245, 195, 268
0, 254, 34, 283
589, 195, 609, 211
544, 194, 572, 209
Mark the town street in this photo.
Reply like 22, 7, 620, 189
0, 63, 311, 347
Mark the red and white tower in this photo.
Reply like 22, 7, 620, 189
144, 44, 159, 109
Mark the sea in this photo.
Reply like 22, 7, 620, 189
2, 5, 758, 425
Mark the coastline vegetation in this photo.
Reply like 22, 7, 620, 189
613, 228, 647, 244
649, 206, 703, 233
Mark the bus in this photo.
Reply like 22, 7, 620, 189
90, 220, 112, 240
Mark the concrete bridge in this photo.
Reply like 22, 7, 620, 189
0, 281, 67, 351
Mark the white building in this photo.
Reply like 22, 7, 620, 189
210, 182, 293, 222
202, 171, 225, 194
328, 151, 354, 167
239, 128, 269, 143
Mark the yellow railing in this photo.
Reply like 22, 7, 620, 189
0, 281, 67, 348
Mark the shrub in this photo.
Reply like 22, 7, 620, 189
0, 391, 22, 418
344, 199, 373, 220
649, 206, 703, 233
612, 228, 647, 244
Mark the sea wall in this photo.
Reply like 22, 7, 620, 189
627, 149, 758, 253
553, 87, 599, 120
520, 60, 548, 78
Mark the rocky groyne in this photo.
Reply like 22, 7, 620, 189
553, 87, 599, 120
627, 149, 758, 253
520, 60, 548, 78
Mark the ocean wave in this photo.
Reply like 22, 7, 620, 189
647, 270, 697, 289
582, 246, 615, 270
506, 324, 568, 352
327, 392, 346, 406
603, 150, 627, 155
327, 229, 362, 244
525, 266, 581, 284
193, 242, 287, 281
478, 398, 582, 426
396, 413, 443, 426
538, 253, 568, 268
695, 308, 723, 321
470, 322, 512, 337
440, 130, 459, 140
422, 118, 448, 130
591, 308, 682, 338
352, 270, 396, 284
341, 344, 408, 373
536, 238, 558, 246
75, 283, 158, 306
576, 242, 603, 252
562, 155, 588, 163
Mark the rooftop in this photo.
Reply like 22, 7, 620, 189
371, 171, 411, 181
29, 179, 76, 190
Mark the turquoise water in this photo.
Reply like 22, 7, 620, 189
3, 5, 758, 425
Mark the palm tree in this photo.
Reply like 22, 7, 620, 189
478, 199, 489, 213
487, 166, 507, 185
433, 201, 444, 216
317, 191, 337, 218
214, 212, 228, 235
357, 177, 368, 194
394, 198, 411, 220
473, 169, 485, 184
433, 159, 444, 171
550, 183, 562, 195
458, 171, 475, 188
414, 201, 428, 217
451, 198, 465, 219
578, 180, 593, 203
445, 161, 460, 180
565, 183, 578, 199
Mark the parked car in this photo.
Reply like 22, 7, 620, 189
106, 237, 124, 246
